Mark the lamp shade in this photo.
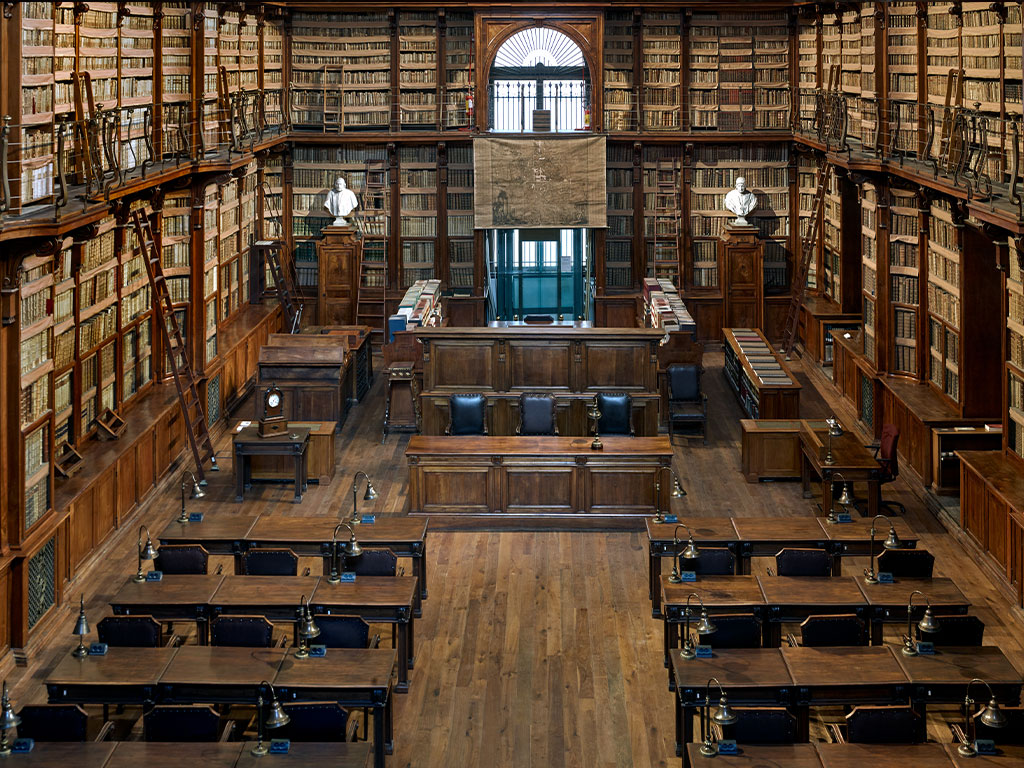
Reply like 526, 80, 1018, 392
671, 477, 686, 498
140, 538, 157, 561
883, 525, 901, 550
363, 481, 378, 501
298, 610, 320, 640
979, 697, 1008, 729
189, 479, 206, 500
73, 596, 89, 637
917, 607, 940, 634
836, 484, 854, 506
711, 695, 738, 726
695, 609, 717, 636
0, 683, 20, 731
680, 538, 700, 561
347, 536, 363, 557
265, 697, 290, 730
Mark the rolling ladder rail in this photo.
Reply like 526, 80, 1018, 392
356, 159, 389, 349
130, 209, 219, 482
781, 159, 833, 357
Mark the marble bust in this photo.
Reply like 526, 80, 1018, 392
324, 177, 359, 226
724, 177, 758, 227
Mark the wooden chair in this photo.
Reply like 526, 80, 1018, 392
14, 705, 113, 742
793, 614, 867, 647
239, 547, 299, 576
876, 548, 935, 578
596, 392, 633, 436
210, 615, 275, 648
143, 705, 233, 742
517, 393, 557, 436
96, 615, 165, 648
667, 364, 708, 444
703, 614, 762, 649
956, 707, 1024, 745
828, 705, 924, 744
916, 615, 984, 646
154, 544, 210, 575
446, 393, 487, 436
280, 702, 358, 742
771, 547, 832, 577
311, 616, 379, 740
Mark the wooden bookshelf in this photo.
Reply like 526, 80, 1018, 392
160, 1, 191, 158
641, 11, 681, 132
398, 12, 438, 130
859, 182, 879, 368
642, 144, 681, 285
52, 242, 75, 458
202, 183, 220, 369
605, 141, 634, 290
887, 2, 919, 156
603, 10, 636, 132
888, 190, 921, 377
200, 1, 220, 151
262, 12, 284, 124
1008, 238, 1024, 461
122, 201, 156, 404
796, 13, 819, 132
723, 327, 801, 419
839, 8, 862, 143
797, 152, 821, 290
399, 144, 438, 288
446, 142, 475, 290
856, 4, 878, 148
442, 11, 473, 130
926, 198, 962, 402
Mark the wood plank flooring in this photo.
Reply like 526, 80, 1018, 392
7, 349, 1024, 767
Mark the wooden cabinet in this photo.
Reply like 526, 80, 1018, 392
316, 227, 360, 326
723, 328, 801, 419
257, 337, 352, 428
741, 419, 828, 482
718, 225, 764, 331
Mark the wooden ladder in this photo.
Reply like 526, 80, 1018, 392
131, 209, 219, 482
781, 159, 833, 357
256, 240, 302, 333
651, 160, 680, 287
356, 159, 389, 349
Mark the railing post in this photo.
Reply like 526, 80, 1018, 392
0, 116, 10, 214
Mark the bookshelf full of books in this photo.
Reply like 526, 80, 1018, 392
400, 145, 438, 288
76, 217, 118, 441
263, 153, 284, 242
52, 243, 75, 464
687, 11, 790, 133
289, 11, 392, 131
78, 3, 119, 114
604, 10, 636, 132
889, 191, 921, 377
887, 2, 919, 157
19, 249, 55, 537
447, 143, 475, 290
642, 144, 681, 285
798, 152, 821, 290
605, 142, 634, 290
641, 11, 681, 131
218, 177, 241, 325
822, 171, 843, 305
1008, 238, 1024, 459
399, 12, 438, 129
17, 1, 56, 206
855, 4, 877, 148
201, 2, 221, 152
238, 162, 258, 317
118, 2, 154, 174
262, 14, 285, 129
926, 199, 962, 403
202, 184, 220, 365
859, 183, 878, 367
160, 2, 191, 157
926, 3, 959, 166
119, 202, 154, 403
689, 143, 790, 293
442, 11, 473, 130
797, 13, 819, 133
239, 14, 259, 103
217, 7, 241, 107
839, 8, 862, 143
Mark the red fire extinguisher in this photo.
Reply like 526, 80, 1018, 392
466, 88, 474, 125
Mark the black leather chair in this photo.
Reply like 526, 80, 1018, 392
690, 547, 736, 576
239, 547, 299, 576
96, 615, 163, 647
915, 615, 984, 646
876, 548, 935, 578
143, 705, 230, 742
843, 705, 925, 744
446, 393, 487, 436
315, 615, 379, 649
872, 423, 907, 515
667, 364, 707, 444
14, 705, 111, 742
971, 706, 1024, 744
343, 548, 398, 577
517, 393, 557, 436
772, 547, 832, 577
596, 393, 633, 436
280, 703, 357, 742
703, 614, 762, 649
210, 615, 275, 647
796, 614, 868, 647
721, 708, 797, 744
154, 544, 210, 575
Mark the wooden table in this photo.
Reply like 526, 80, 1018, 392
0, 742, 116, 767
100, 742, 372, 768
159, 514, 429, 609
646, 516, 919, 617
756, 575, 869, 646
233, 426, 310, 503
894, 646, 1024, 710
945, 743, 1024, 767
684, 743, 1024, 768
109, 574, 225, 644
686, 744, 821, 768
815, 743, 956, 768
406, 436, 673, 521
858, 577, 971, 644
231, 420, 336, 485
109, 574, 418, 692
800, 424, 881, 519
45, 646, 396, 768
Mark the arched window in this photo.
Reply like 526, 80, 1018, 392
489, 28, 590, 133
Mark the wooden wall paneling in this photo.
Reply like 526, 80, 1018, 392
67, 495, 93, 577
594, 296, 640, 327
90, 467, 117, 552
0, 559, 11, 666
116, 451, 137, 529
508, 340, 573, 390
505, 465, 575, 514
1010, 511, 1024, 607
133, 434, 155, 511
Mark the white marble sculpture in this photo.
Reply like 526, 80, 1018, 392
724, 176, 758, 226
324, 176, 359, 226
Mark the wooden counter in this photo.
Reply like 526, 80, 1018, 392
723, 328, 801, 419
406, 436, 672, 523
231, 420, 336, 485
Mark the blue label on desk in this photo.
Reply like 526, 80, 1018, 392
269, 739, 290, 754
663, 514, 679, 524
915, 641, 935, 655
680, 571, 697, 582
877, 572, 895, 584
146, 571, 163, 582
308, 645, 327, 657
836, 512, 853, 523
717, 740, 738, 755
360, 514, 376, 525
88, 643, 108, 656
695, 645, 713, 658
975, 740, 997, 755
12, 739, 34, 753
189, 512, 204, 523
340, 572, 357, 582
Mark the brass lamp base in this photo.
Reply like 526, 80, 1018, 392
680, 640, 696, 660
699, 741, 718, 757
958, 743, 978, 758
251, 740, 269, 757
863, 569, 878, 585
901, 642, 918, 657
591, 435, 603, 451
72, 641, 88, 658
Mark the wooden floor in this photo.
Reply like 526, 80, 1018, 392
9, 349, 1024, 767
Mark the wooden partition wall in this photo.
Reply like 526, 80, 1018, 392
416, 325, 666, 436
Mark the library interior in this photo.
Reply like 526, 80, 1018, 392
2, 1, 1024, 766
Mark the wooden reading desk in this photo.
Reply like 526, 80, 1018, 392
685, 743, 1024, 768
800, 423, 881, 518
158, 514, 429, 608
105, 742, 372, 768
233, 426, 310, 504
406, 436, 673, 522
